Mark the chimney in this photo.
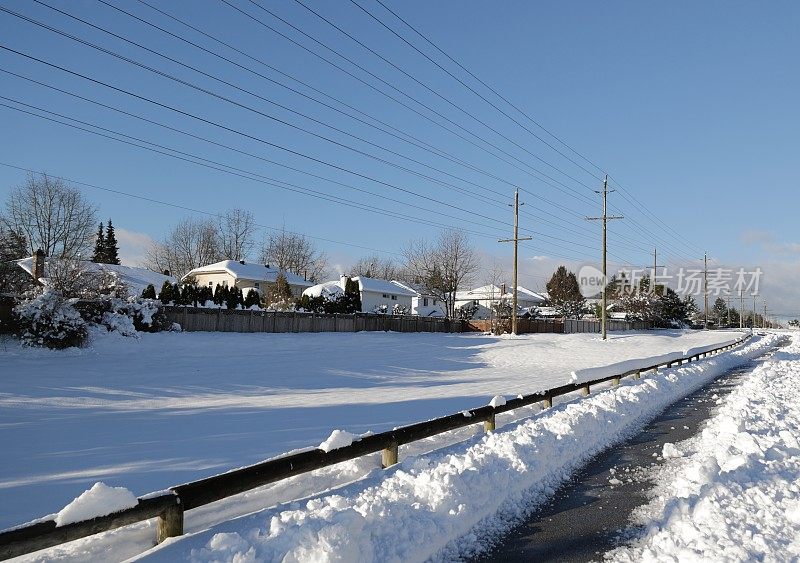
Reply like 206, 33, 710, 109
32, 249, 45, 282
500, 282, 507, 295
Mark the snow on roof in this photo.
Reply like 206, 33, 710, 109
352, 276, 417, 297
16, 256, 175, 296
184, 260, 312, 287
502, 286, 548, 302
388, 280, 435, 297
303, 280, 344, 299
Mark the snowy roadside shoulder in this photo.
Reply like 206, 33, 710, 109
607, 333, 800, 562
131, 333, 784, 563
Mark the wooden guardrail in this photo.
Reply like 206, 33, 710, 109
0, 333, 752, 560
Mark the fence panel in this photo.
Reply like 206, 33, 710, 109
162, 307, 465, 334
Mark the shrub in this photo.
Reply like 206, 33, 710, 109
14, 291, 87, 349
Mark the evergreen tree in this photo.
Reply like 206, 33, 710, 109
269, 273, 294, 304
341, 277, 362, 313
92, 223, 105, 263
102, 220, 120, 265
213, 284, 223, 305
224, 286, 241, 309
244, 289, 262, 308
0, 227, 31, 293
545, 266, 585, 318
141, 284, 157, 299
158, 280, 174, 304
712, 297, 728, 325
658, 287, 689, 325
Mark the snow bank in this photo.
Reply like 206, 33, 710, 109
570, 335, 745, 383
318, 430, 357, 453
608, 333, 800, 562
140, 334, 782, 562
54, 482, 137, 527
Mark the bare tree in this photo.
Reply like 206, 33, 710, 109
349, 254, 401, 280
258, 230, 327, 282
404, 229, 479, 317
218, 208, 256, 261
2, 173, 96, 259
145, 217, 221, 278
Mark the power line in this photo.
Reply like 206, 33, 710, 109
361, 0, 704, 265
0, 162, 404, 257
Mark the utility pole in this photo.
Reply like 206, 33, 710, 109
764, 302, 768, 329
499, 189, 531, 335
752, 295, 757, 331
586, 175, 623, 340
650, 248, 665, 294
726, 294, 731, 327
703, 253, 709, 329
739, 289, 744, 329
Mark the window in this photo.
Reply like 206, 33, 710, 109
208, 281, 213, 287
254, 282, 260, 289
423, 298, 429, 306
382, 293, 389, 298
433, 300, 437, 305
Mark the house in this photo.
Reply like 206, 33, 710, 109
454, 284, 548, 319
16, 252, 175, 297
390, 280, 446, 317
183, 260, 313, 298
302, 276, 416, 314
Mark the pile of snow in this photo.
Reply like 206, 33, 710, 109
138, 334, 783, 562
489, 395, 507, 407
54, 482, 137, 527
570, 336, 743, 383
661, 442, 684, 459
609, 333, 800, 561
318, 430, 357, 453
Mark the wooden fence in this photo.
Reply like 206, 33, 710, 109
467, 318, 651, 334
0, 333, 753, 560
563, 318, 652, 333
467, 318, 564, 333
163, 307, 465, 334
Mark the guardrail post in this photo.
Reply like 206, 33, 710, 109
611, 376, 620, 386
382, 441, 398, 468
484, 413, 496, 432
634, 369, 641, 380
581, 385, 590, 396
541, 396, 552, 409
156, 500, 184, 544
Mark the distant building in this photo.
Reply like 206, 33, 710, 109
16, 253, 174, 297
183, 260, 313, 298
391, 280, 446, 317
454, 284, 548, 319
303, 276, 416, 313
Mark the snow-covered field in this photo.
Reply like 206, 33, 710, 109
608, 333, 800, 561
0, 328, 737, 535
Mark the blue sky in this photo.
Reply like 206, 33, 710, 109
1, 1, 799, 316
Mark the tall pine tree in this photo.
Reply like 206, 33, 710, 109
92, 223, 105, 263
103, 220, 120, 265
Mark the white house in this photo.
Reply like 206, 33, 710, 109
16, 253, 174, 297
302, 276, 416, 313
454, 284, 548, 319
390, 280, 446, 317
183, 260, 313, 298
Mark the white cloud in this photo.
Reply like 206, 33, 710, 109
115, 227, 155, 267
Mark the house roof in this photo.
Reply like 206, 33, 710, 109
388, 280, 437, 298
183, 260, 312, 287
16, 256, 175, 296
352, 276, 417, 297
302, 280, 344, 299
455, 284, 547, 302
